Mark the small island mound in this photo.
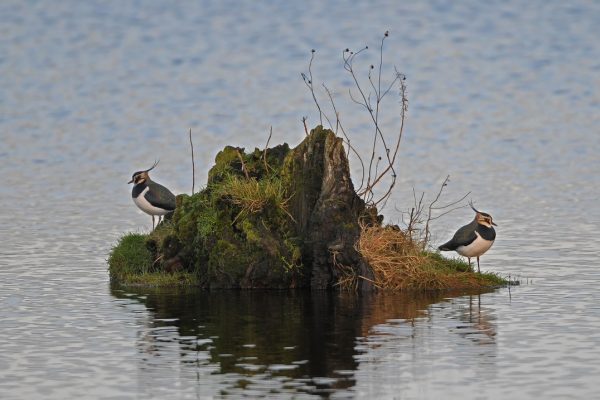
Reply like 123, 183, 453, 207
109, 126, 505, 290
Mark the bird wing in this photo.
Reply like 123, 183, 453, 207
439, 221, 478, 250
145, 181, 177, 211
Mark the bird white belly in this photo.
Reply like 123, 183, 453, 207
133, 187, 170, 216
456, 232, 494, 258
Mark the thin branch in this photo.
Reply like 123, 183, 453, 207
423, 175, 451, 247
236, 149, 250, 180
381, 75, 399, 98
189, 128, 195, 195
263, 126, 273, 173
322, 84, 366, 190
364, 69, 407, 205
348, 88, 368, 108
301, 49, 323, 126
430, 190, 471, 210
302, 32, 408, 209
302, 117, 309, 136
343, 40, 398, 203
428, 176, 450, 214
428, 203, 469, 221
373, 32, 387, 176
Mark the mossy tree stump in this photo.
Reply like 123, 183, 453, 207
283, 127, 374, 290
110, 126, 508, 290
110, 126, 376, 289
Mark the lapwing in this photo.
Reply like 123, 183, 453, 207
438, 202, 497, 273
128, 160, 176, 230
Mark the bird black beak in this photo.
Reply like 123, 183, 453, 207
128, 179, 133, 184
492, 221, 498, 226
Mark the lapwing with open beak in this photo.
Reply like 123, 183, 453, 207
128, 160, 176, 230
438, 202, 497, 273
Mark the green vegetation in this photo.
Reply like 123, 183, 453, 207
108, 233, 153, 278
109, 127, 507, 290
108, 232, 198, 286
420, 252, 507, 289
111, 271, 199, 287
110, 140, 302, 289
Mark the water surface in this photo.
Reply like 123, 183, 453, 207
1, 0, 599, 398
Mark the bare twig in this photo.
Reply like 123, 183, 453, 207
405, 189, 425, 239
322, 84, 366, 190
423, 175, 451, 245
263, 126, 273, 173
341, 33, 406, 206
360, 70, 406, 206
300, 49, 323, 126
301, 32, 409, 208
302, 116, 309, 136
398, 176, 470, 249
189, 128, 195, 194
423, 176, 470, 248
427, 201, 469, 222
235, 149, 250, 180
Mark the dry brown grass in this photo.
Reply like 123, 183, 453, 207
356, 225, 436, 290
352, 224, 504, 291
331, 258, 360, 291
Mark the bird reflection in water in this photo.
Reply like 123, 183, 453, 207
453, 294, 497, 345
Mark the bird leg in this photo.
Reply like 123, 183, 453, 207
468, 257, 471, 269
152, 215, 155, 230
477, 257, 480, 273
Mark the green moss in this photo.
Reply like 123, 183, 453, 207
108, 233, 154, 281
281, 129, 324, 199
422, 251, 473, 273
113, 271, 199, 287
240, 219, 261, 244
191, 157, 300, 288
146, 221, 181, 258
208, 146, 244, 183
422, 251, 508, 288
284, 237, 302, 265
108, 232, 200, 286
207, 240, 248, 287
476, 271, 508, 286
207, 143, 290, 185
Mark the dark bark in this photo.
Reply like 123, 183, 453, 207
284, 126, 374, 290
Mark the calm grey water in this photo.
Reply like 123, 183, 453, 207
1, 1, 599, 398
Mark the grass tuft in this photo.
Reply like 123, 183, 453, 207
108, 232, 198, 286
355, 225, 506, 290
216, 175, 292, 222
108, 233, 153, 280
111, 271, 199, 287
